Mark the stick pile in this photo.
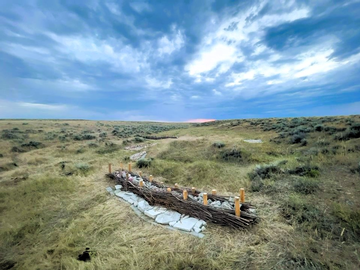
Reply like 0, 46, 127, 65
107, 171, 257, 229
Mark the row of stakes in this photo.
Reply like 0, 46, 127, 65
109, 162, 245, 217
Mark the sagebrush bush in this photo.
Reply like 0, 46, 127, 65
213, 141, 225, 148
134, 137, 145, 142
293, 178, 319, 194
137, 158, 152, 168
75, 163, 91, 174
290, 133, 306, 144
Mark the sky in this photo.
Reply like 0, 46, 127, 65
1, 0, 360, 121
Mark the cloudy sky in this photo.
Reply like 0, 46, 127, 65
1, 0, 360, 121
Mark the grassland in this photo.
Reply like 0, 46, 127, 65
0, 116, 359, 269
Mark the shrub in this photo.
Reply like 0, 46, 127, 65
134, 137, 145, 142
73, 134, 96, 141
137, 158, 152, 168
11, 146, 26, 153
293, 178, 319, 194
288, 165, 320, 177
75, 163, 91, 175
1, 132, 19, 140
213, 141, 225, 148
334, 127, 360, 140
88, 143, 99, 148
249, 163, 283, 180
21, 141, 43, 148
0, 153, 3, 158
300, 138, 307, 146
314, 124, 324, 131
290, 133, 306, 144
99, 132, 107, 138
220, 148, 244, 162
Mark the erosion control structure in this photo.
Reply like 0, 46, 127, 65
106, 167, 257, 229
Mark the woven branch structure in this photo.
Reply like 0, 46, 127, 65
107, 170, 257, 229
143, 136, 178, 140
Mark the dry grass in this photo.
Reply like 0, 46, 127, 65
0, 118, 360, 269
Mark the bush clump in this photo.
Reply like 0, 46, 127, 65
290, 133, 306, 144
75, 162, 91, 175
73, 134, 96, 141
137, 158, 152, 168
220, 148, 244, 162
213, 141, 225, 148
134, 137, 145, 142
334, 126, 360, 141
288, 165, 320, 177
293, 178, 319, 194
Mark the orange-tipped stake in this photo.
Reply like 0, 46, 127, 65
235, 197, 241, 217
183, 190, 188, 200
191, 187, 196, 194
139, 171, 142, 177
108, 163, 112, 173
120, 162, 123, 170
139, 180, 144, 187
167, 187, 171, 193
240, 188, 245, 203
149, 175, 153, 182
212, 189, 217, 195
203, 193, 208, 205
174, 183, 179, 189
128, 163, 132, 172
126, 173, 129, 180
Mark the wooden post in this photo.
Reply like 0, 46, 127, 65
175, 183, 179, 189
203, 193, 208, 205
235, 197, 241, 217
191, 187, 196, 194
212, 189, 217, 195
139, 171, 142, 177
149, 175, 153, 182
108, 163, 112, 173
183, 190, 188, 200
240, 188, 245, 203
125, 173, 129, 190
139, 180, 144, 187
167, 187, 171, 193
120, 162, 123, 170
128, 163, 132, 172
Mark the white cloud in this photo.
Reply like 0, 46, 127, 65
145, 76, 172, 89
190, 95, 200, 99
17, 102, 69, 110
158, 27, 185, 56
185, 1, 310, 78
186, 43, 238, 76
212, 89, 222, 96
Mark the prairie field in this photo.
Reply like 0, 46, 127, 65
0, 116, 360, 270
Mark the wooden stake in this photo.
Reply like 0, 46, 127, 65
139, 171, 142, 177
240, 188, 245, 203
212, 189, 217, 195
108, 163, 112, 173
167, 187, 171, 193
235, 197, 241, 217
149, 175, 153, 182
183, 190, 188, 200
191, 187, 196, 194
139, 180, 144, 187
120, 162, 123, 170
128, 163, 132, 172
203, 193, 208, 205
175, 183, 179, 188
